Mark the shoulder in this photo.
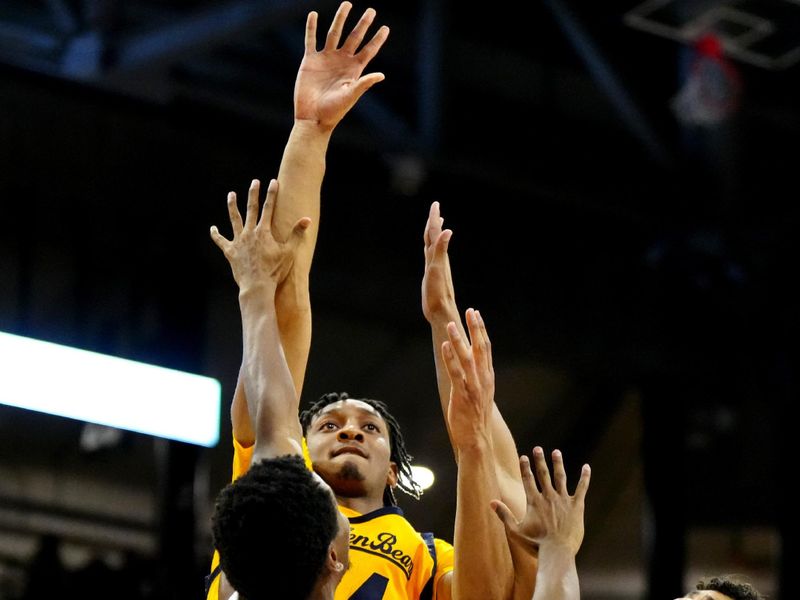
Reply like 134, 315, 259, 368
431, 537, 454, 570
433, 537, 454, 553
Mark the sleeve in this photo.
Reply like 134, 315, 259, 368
302, 436, 312, 470
232, 437, 254, 480
433, 538, 455, 590
232, 437, 310, 478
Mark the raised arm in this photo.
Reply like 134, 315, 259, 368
422, 201, 526, 518
209, 179, 311, 600
492, 448, 591, 600
227, 3, 389, 444
210, 178, 310, 458
271, 1, 390, 395
435, 310, 514, 600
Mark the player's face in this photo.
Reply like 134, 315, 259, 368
674, 592, 735, 600
306, 399, 397, 500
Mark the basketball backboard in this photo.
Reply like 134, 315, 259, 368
624, 0, 800, 70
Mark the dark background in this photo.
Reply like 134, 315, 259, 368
0, 0, 796, 598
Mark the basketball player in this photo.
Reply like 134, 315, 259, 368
209, 179, 349, 600
207, 2, 519, 597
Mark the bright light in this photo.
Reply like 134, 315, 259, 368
0, 331, 221, 447
410, 465, 435, 490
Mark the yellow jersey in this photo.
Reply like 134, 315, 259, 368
206, 439, 454, 600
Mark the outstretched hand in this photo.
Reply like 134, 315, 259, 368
441, 309, 496, 449
210, 179, 311, 291
491, 447, 590, 558
295, 1, 390, 129
422, 201, 456, 322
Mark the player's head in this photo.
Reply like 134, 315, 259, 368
674, 575, 764, 600
212, 454, 349, 600
301, 392, 422, 506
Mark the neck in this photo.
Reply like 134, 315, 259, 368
309, 570, 340, 600
335, 494, 386, 515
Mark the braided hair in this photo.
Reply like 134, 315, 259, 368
300, 392, 422, 505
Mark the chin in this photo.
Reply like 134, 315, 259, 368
336, 460, 366, 482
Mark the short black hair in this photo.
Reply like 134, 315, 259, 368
300, 392, 422, 505
696, 575, 765, 600
211, 454, 338, 600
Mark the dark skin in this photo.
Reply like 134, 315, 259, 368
305, 398, 398, 513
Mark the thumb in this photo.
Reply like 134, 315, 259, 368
288, 217, 312, 248
490, 499, 518, 534
353, 72, 385, 99
210, 225, 227, 251
433, 229, 452, 262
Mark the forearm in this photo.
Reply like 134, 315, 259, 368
273, 120, 331, 268
530, 545, 580, 600
230, 368, 255, 447
275, 271, 311, 398
230, 271, 304, 447
239, 284, 302, 454
492, 411, 526, 519
452, 438, 514, 600
272, 120, 330, 400
428, 306, 462, 454
509, 547, 538, 600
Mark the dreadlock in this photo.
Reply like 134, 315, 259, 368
300, 391, 422, 505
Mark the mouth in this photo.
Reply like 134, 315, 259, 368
332, 446, 368, 459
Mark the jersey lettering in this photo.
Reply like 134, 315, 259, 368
348, 572, 389, 600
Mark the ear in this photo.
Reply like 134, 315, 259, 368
326, 544, 345, 575
386, 461, 399, 488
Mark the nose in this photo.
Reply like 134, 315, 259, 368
337, 425, 364, 442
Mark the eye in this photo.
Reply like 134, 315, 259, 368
319, 421, 337, 431
364, 423, 380, 433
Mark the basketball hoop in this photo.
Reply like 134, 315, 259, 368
671, 33, 742, 126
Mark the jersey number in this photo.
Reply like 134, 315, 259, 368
348, 573, 389, 599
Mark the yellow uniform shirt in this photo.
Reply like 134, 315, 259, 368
337, 504, 454, 600
207, 439, 454, 600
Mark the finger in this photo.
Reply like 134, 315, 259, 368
226, 192, 243, 235
259, 179, 278, 230
325, 1, 352, 50
432, 228, 452, 264
431, 201, 441, 226
551, 449, 568, 495
340, 7, 376, 55
348, 73, 386, 106
466, 308, 489, 374
574, 464, 591, 503
304, 10, 318, 54
464, 307, 476, 346
441, 340, 466, 393
446, 321, 474, 377
490, 499, 519, 534
516, 454, 534, 499
426, 202, 442, 246
209, 225, 228, 251
475, 311, 493, 373
356, 24, 390, 65
245, 179, 260, 231
532, 446, 553, 495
